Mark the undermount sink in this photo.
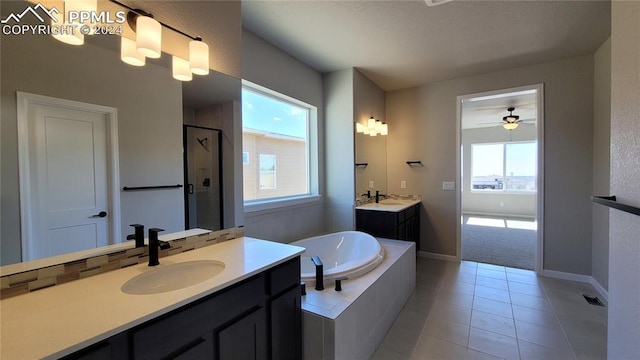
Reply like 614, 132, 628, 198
378, 200, 403, 205
121, 260, 225, 295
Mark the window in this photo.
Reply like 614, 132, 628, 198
259, 154, 276, 189
471, 142, 537, 191
242, 81, 318, 207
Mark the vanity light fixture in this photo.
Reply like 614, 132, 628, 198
368, 116, 376, 130
189, 39, 210, 75
51, 0, 98, 45
380, 123, 389, 135
361, 116, 389, 136
135, 14, 162, 58
356, 123, 366, 133
120, 37, 145, 66
172, 56, 193, 81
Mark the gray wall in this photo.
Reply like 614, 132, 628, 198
461, 126, 537, 218
241, 30, 325, 242
324, 69, 355, 232
1, 30, 183, 265
592, 38, 611, 291
608, 2, 640, 356
387, 55, 595, 275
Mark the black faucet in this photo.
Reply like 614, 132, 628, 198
148, 228, 164, 266
311, 256, 324, 291
375, 190, 386, 203
126, 224, 145, 248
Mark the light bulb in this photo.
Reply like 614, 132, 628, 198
172, 56, 192, 81
136, 16, 162, 58
381, 123, 388, 136
368, 116, 376, 129
121, 37, 145, 66
51, 18, 84, 45
189, 40, 209, 75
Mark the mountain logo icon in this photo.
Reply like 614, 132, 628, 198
1, 3, 59, 24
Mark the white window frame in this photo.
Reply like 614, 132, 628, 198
242, 80, 320, 213
471, 141, 537, 193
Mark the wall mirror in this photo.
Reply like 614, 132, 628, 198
0, 1, 241, 267
355, 128, 387, 200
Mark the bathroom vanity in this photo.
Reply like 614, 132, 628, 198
0, 238, 304, 359
355, 199, 421, 249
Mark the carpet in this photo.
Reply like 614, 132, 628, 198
461, 216, 536, 270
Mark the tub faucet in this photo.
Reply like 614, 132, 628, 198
126, 224, 145, 248
311, 256, 324, 291
148, 228, 164, 266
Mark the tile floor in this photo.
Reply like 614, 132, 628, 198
373, 258, 607, 359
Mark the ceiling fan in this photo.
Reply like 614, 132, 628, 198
502, 107, 521, 130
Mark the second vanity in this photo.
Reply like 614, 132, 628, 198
0, 237, 305, 359
355, 198, 421, 250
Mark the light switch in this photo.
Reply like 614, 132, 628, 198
442, 181, 456, 191
369, 181, 374, 188
401, 180, 407, 189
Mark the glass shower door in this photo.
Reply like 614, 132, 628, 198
183, 125, 222, 231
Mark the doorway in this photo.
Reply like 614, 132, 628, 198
183, 125, 223, 231
17, 92, 120, 261
457, 85, 544, 271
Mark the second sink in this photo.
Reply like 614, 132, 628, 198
122, 260, 225, 295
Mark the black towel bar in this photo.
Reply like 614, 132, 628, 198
123, 185, 183, 191
355, 163, 368, 168
592, 195, 640, 216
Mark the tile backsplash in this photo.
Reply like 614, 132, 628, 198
0, 227, 244, 300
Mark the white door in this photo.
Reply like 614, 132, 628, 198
18, 92, 120, 261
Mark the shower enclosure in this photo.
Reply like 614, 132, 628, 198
183, 125, 223, 231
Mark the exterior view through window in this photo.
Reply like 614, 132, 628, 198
242, 86, 310, 202
471, 142, 537, 191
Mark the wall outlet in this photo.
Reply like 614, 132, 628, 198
369, 180, 374, 188
401, 180, 407, 189
442, 181, 456, 191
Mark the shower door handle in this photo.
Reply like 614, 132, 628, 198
188, 184, 194, 194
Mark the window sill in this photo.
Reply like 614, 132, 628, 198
244, 195, 322, 213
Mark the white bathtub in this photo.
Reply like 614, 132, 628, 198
292, 231, 384, 283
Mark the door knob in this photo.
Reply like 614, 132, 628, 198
91, 211, 108, 218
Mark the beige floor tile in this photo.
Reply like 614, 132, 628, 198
430, 301, 472, 325
477, 263, 506, 272
436, 288, 475, 308
506, 272, 540, 285
476, 276, 509, 291
511, 304, 562, 330
477, 268, 508, 280
515, 320, 572, 352
372, 345, 412, 360
423, 316, 470, 347
380, 321, 423, 356
468, 327, 520, 360
471, 310, 517, 337
509, 292, 553, 312
508, 282, 546, 298
467, 348, 506, 360
439, 279, 476, 296
518, 340, 575, 360
472, 296, 514, 319
475, 285, 511, 303
411, 335, 468, 360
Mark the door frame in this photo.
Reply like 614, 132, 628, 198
456, 84, 545, 273
17, 92, 121, 261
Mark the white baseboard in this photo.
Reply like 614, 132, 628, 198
589, 277, 609, 302
541, 269, 609, 301
417, 251, 458, 262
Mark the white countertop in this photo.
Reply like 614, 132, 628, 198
0, 228, 212, 277
0, 237, 305, 359
355, 198, 421, 212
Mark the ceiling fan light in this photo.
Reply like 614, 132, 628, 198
503, 122, 519, 130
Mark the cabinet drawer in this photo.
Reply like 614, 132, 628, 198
133, 275, 265, 360
269, 257, 300, 296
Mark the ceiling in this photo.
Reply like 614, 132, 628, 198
242, 0, 611, 92
461, 90, 537, 130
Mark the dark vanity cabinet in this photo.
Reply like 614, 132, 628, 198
356, 204, 420, 250
63, 256, 301, 360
